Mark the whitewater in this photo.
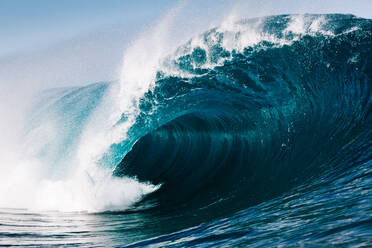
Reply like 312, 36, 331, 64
0, 13, 371, 247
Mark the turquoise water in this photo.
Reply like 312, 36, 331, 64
0, 14, 371, 247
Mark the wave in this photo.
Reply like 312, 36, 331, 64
1, 14, 370, 218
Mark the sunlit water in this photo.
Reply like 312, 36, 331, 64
1, 14, 371, 247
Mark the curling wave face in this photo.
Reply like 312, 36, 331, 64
112, 14, 372, 212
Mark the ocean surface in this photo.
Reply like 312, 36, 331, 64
0, 14, 371, 247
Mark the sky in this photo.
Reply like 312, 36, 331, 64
0, 0, 371, 92
0, 0, 174, 57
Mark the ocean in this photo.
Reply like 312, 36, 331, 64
0, 14, 371, 247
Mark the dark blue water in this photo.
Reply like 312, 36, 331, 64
1, 14, 371, 247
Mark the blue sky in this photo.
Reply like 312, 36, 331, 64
0, 0, 175, 57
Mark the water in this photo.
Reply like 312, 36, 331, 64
0, 14, 371, 247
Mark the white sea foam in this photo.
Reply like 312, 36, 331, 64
0, 2, 186, 213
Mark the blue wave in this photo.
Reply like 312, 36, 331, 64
112, 13, 371, 208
